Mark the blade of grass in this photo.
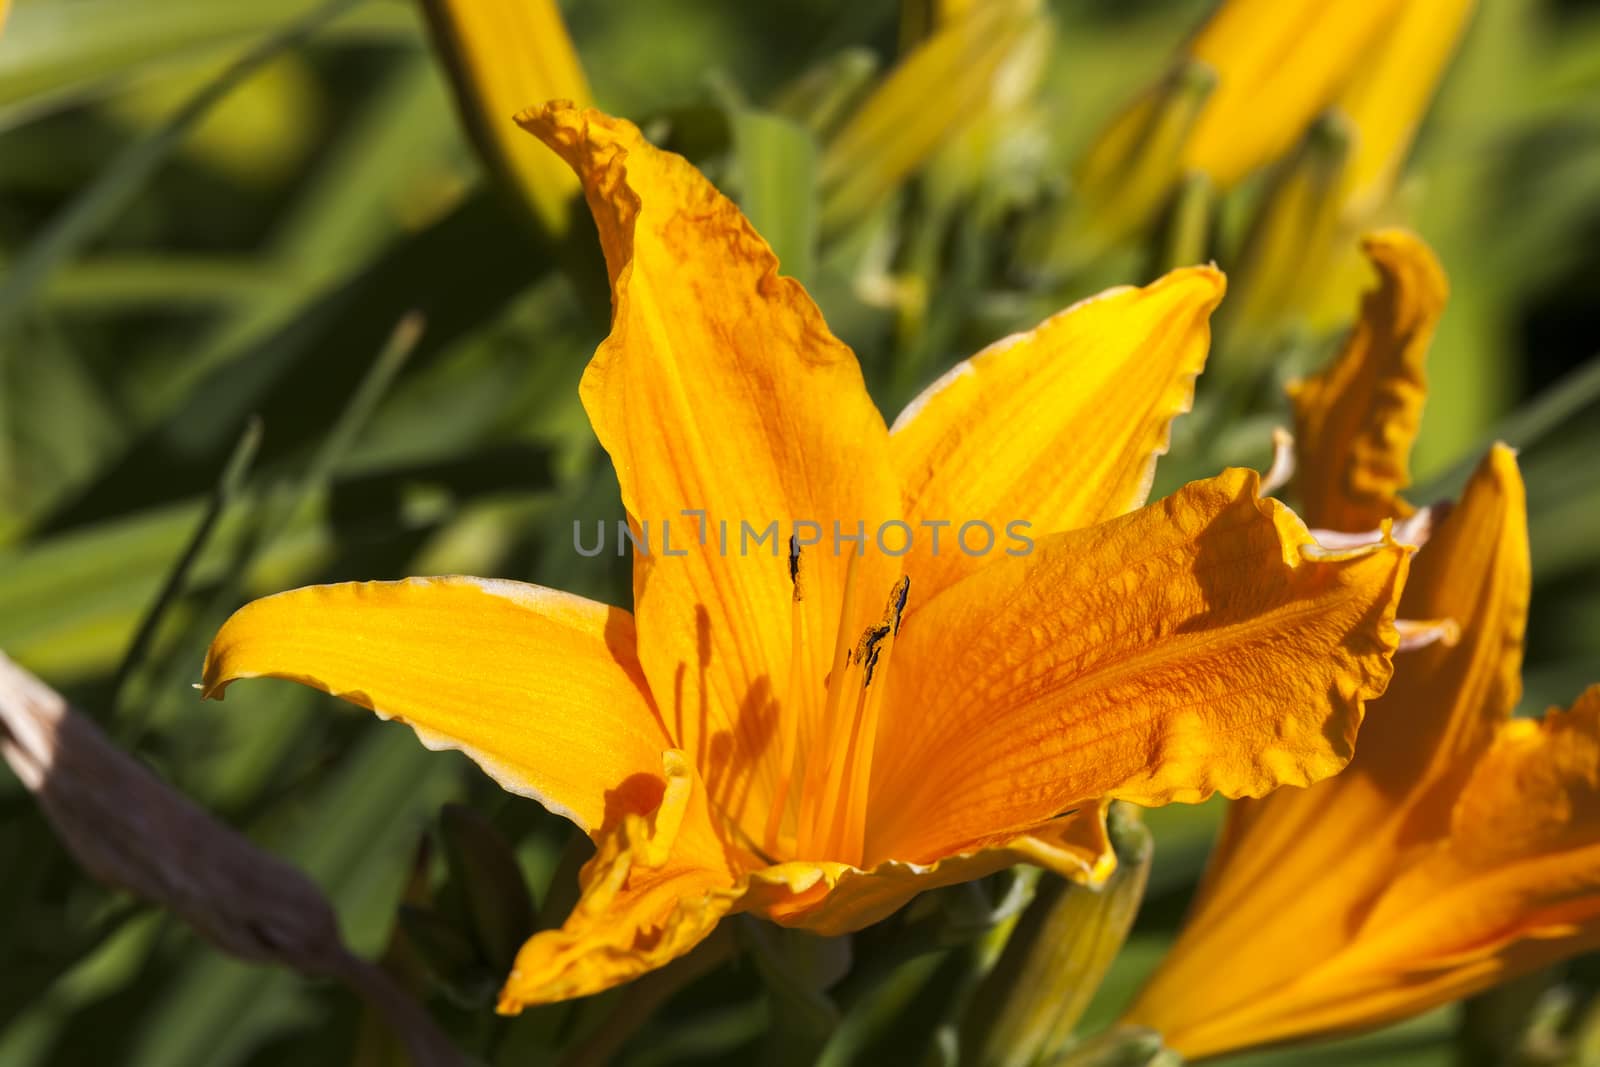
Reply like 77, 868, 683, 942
0, 0, 415, 129
729, 109, 819, 286
1414, 351, 1600, 501
153, 50, 457, 418
108, 417, 261, 724
39, 256, 296, 309
0, 0, 366, 331
289, 313, 427, 519
124, 314, 426, 742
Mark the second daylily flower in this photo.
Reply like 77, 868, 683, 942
1126, 231, 1600, 1059
202, 103, 1410, 1009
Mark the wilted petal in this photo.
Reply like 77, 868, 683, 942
867, 469, 1409, 864
204, 577, 670, 835
890, 267, 1223, 598
0, 653, 462, 1066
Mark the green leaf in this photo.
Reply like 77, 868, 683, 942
730, 109, 820, 286
0, 0, 368, 332
0, 0, 415, 128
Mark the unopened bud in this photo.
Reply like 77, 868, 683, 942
960, 803, 1154, 1067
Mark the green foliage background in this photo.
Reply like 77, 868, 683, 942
1, 0, 1598, 1063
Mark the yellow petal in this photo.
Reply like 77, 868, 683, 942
1205, 447, 1526, 893
1339, 445, 1528, 820
498, 750, 745, 1009
498, 759, 1112, 1005
745, 808, 1113, 937
1161, 687, 1600, 1055
1357, 686, 1600, 966
420, 0, 589, 231
1290, 230, 1447, 532
516, 103, 902, 846
203, 577, 669, 835
1126, 447, 1531, 1058
890, 267, 1223, 599
867, 468, 1410, 865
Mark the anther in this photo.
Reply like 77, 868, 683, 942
788, 534, 804, 599
855, 624, 891, 687
886, 576, 910, 636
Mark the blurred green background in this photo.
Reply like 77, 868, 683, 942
1, 0, 1598, 1063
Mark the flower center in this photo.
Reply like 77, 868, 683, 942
762, 541, 908, 867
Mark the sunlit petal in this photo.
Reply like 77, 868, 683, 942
1127, 447, 1537, 1058
516, 102, 903, 844
203, 577, 669, 834
868, 468, 1409, 864
890, 267, 1223, 598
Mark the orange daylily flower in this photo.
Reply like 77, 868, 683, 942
203, 103, 1411, 1009
1125, 231, 1600, 1059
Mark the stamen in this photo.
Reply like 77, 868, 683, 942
833, 577, 911, 866
857, 624, 891, 687
788, 532, 803, 589
887, 575, 910, 636
796, 547, 863, 855
815, 655, 869, 861
764, 538, 806, 856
